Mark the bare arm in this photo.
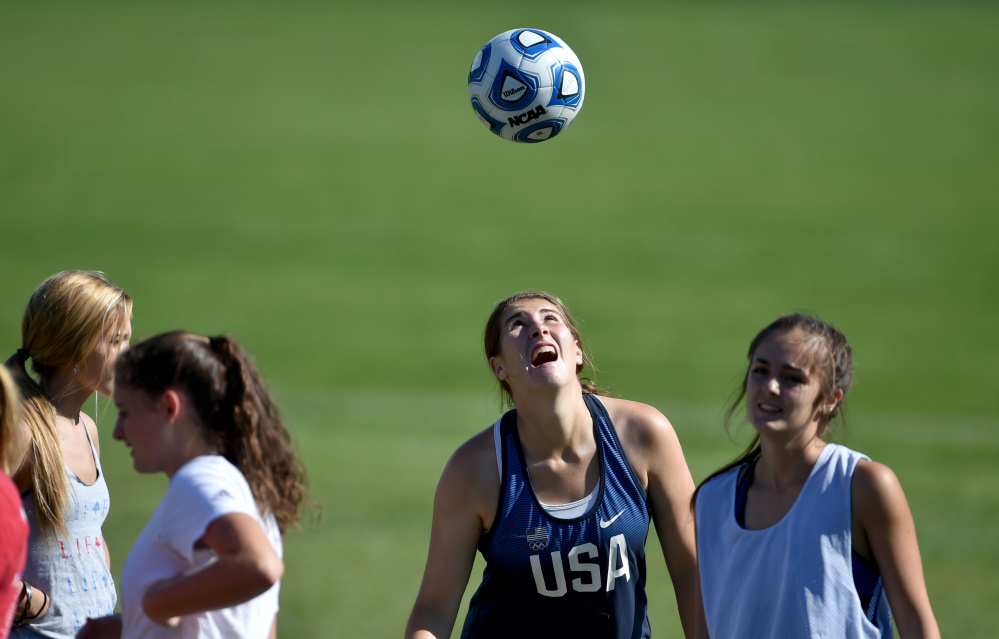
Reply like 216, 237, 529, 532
13, 578, 52, 626
405, 431, 496, 639
604, 398, 698, 639
142, 512, 284, 625
853, 461, 939, 639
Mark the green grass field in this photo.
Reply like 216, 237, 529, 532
2, 1, 997, 636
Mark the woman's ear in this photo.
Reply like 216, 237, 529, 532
162, 389, 183, 423
489, 356, 507, 381
826, 388, 845, 416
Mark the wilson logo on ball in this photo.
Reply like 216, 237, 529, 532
502, 84, 527, 100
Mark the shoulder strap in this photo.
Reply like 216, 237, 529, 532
581, 393, 648, 501
81, 415, 103, 471
734, 459, 756, 527
494, 409, 518, 479
493, 417, 503, 479
581, 392, 609, 421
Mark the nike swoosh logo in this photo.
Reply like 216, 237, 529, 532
599, 510, 624, 528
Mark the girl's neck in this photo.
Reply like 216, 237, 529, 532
755, 435, 826, 492
513, 385, 592, 454
46, 369, 96, 422
165, 437, 217, 479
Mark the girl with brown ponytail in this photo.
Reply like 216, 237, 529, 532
5, 271, 132, 638
406, 291, 697, 639
693, 314, 939, 639
78, 331, 310, 639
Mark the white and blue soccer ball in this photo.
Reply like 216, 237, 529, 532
468, 28, 585, 143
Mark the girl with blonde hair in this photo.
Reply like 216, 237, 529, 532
5, 271, 132, 637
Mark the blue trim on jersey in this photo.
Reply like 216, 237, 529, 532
461, 394, 652, 639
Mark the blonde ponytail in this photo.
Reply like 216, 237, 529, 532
4, 352, 71, 542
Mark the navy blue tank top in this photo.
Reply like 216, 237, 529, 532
460, 394, 652, 639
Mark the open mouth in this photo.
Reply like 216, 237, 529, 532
531, 345, 558, 367
758, 402, 782, 415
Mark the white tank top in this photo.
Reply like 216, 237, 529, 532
14, 425, 116, 638
695, 443, 893, 639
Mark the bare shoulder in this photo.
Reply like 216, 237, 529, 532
435, 425, 501, 529
852, 459, 909, 523
853, 459, 903, 498
852, 460, 940, 637
443, 426, 497, 484
598, 395, 675, 447
597, 395, 685, 484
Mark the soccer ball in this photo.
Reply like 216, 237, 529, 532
468, 28, 585, 143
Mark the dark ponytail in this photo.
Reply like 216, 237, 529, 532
206, 336, 309, 534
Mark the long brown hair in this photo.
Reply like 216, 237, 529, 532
695, 313, 854, 500
114, 331, 311, 534
483, 291, 609, 409
5, 270, 132, 542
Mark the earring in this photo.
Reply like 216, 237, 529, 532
73, 365, 80, 374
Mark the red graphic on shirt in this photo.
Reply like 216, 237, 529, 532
59, 535, 104, 559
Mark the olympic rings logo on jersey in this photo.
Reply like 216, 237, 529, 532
526, 526, 549, 551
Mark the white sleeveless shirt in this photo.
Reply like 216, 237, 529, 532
696, 443, 892, 639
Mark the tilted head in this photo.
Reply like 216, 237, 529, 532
737, 313, 853, 436
483, 291, 597, 407
695, 313, 855, 502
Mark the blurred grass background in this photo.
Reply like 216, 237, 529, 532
2, 1, 997, 636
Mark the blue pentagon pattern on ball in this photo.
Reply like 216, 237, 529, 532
468, 28, 585, 143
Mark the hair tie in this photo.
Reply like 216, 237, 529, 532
15, 348, 30, 361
